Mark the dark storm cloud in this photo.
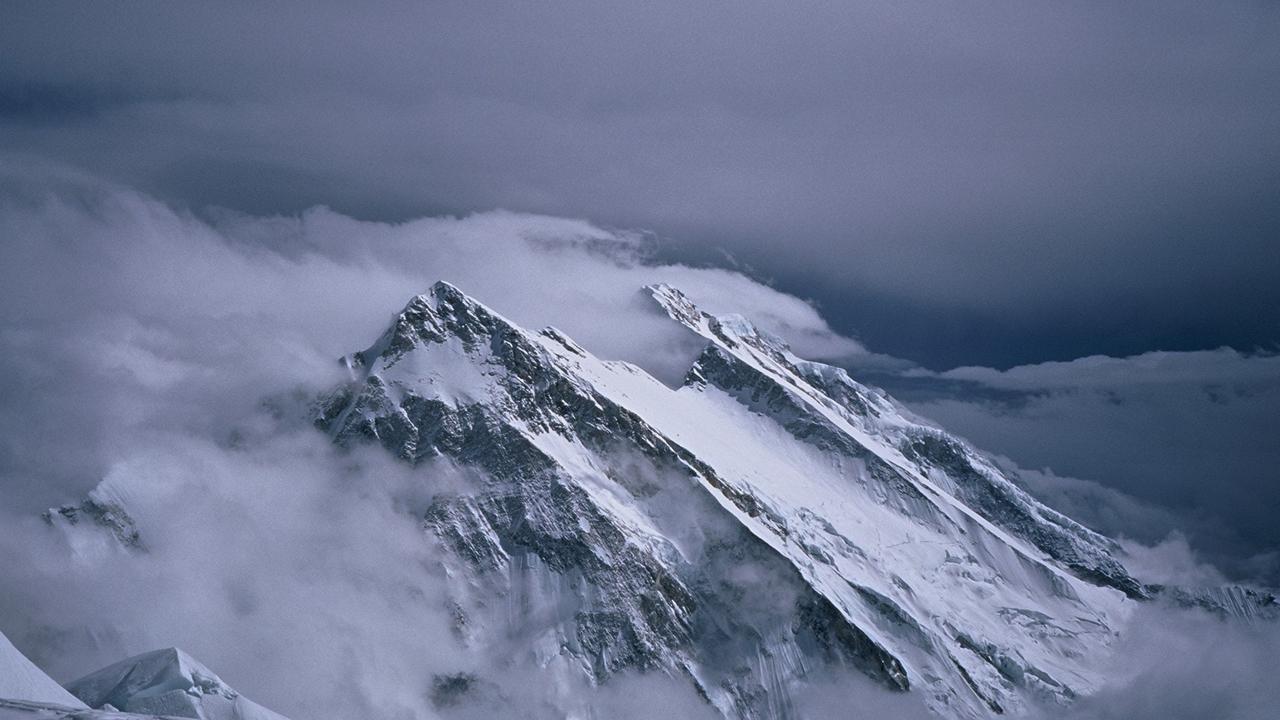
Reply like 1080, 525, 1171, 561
2, 0, 1278, 367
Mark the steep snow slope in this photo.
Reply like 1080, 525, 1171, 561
0, 698, 184, 720
646, 284, 1145, 599
66, 648, 288, 720
313, 281, 1141, 718
0, 632, 86, 708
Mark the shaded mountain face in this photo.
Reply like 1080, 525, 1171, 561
311, 281, 1144, 718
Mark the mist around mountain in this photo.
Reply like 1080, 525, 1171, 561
0, 168, 1276, 719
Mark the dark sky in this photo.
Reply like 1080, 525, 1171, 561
1, 1, 1278, 583
3, 1, 1278, 369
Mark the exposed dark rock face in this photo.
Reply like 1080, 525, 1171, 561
43, 496, 142, 551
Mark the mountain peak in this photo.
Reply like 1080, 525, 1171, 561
348, 280, 520, 371
305, 282, 1162, 717
400, 279, 504, 332
646, 283, 792, 364
428, 278, 464, 296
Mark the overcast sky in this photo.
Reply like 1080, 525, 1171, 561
4, 1, 1278, 367
1, 1, 1277, 581
2, 6, 1280, 717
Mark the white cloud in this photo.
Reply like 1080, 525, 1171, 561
0, 158, 862, 509
1022, 605, 1280, 720
921, 348, 1280, 390
0, 162, 871, 717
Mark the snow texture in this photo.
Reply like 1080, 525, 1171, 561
45, 280, 1275, 719
0, 698, 180, 720
65, 648, 287, 720
0, 632, 86, 709
311, 281, 1147, 718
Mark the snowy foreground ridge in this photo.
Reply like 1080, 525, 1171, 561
0, 637, 285, 720
7, 281, 1275, 719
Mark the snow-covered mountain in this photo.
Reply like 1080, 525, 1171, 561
310, 281, 1146, 718
65, 647, 289, 720
20, 280, 1275, 719
0, 633, 286, 720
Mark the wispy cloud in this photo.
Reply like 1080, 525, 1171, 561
0, 162, 870, 716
